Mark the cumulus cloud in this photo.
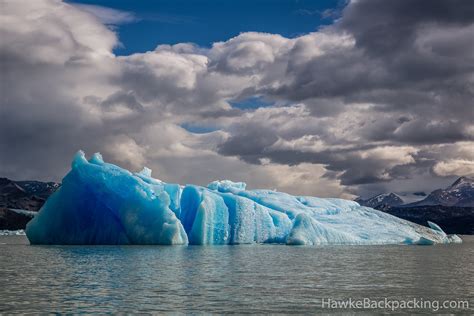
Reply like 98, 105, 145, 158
1, 0, 473, 199
433, 160, 474, 177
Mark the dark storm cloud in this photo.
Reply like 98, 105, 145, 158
215, 0, 474, 192
339, 0, 474, 55
277, 1, 474, 105
218, 145, 414, 186
217, 112, 419, 185
392, 119, 472, 144
218, 125, 279, 164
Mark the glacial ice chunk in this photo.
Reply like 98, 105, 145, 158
207, 180, 246, 191
180, 186, 229, 245
26, 151, 187, 245
287, 213, 360, 245
217, 191, 292, 244
25, 152, 462, 246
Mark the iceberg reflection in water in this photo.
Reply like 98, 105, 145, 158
26, 151, 461, 245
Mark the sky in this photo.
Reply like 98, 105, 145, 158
1, 0, 473, 199
71, 0, 344, 55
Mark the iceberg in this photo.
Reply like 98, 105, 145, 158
26, 151, 462, 245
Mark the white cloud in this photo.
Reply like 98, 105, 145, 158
433, 160, 474, 177
359, 146, 417, 167
0, 0, 117, 64
104, 135, 148, 170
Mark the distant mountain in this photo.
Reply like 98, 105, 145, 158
0, 178, 60, 230
15, 180, 60, 200
357, 176, 474, 208
355, 176, 474, 234
0, 178, 60, 210
356, 193, 404, 210
405, 176, 474, 207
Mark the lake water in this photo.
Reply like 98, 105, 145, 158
0, 235, 473, 314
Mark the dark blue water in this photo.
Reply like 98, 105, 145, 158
0, 235, 473, 313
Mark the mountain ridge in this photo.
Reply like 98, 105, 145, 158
0, 178, 60, 230
357, 176, 474, 208
355, 193, 404, 210
356, 176, 474, 234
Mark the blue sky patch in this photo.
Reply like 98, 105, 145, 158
229, 96, 275, 110
69, 0, 343, 55
180, 123, 220, 134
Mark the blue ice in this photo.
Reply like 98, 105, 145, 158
26, 152, 462, 245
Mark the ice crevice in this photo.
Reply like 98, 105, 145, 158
25, 151, 462, 245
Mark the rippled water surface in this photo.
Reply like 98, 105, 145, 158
0, 235, 473, 313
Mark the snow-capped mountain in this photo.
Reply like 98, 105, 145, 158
0, 178, 60, 210
405, 176, 474, 207
357, 176, 474, 208
0, 178, 43, 211
0, 178, 60, 230
356, 193, 404, 210
15, 180, 60, 199
355, 177, 474, 234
